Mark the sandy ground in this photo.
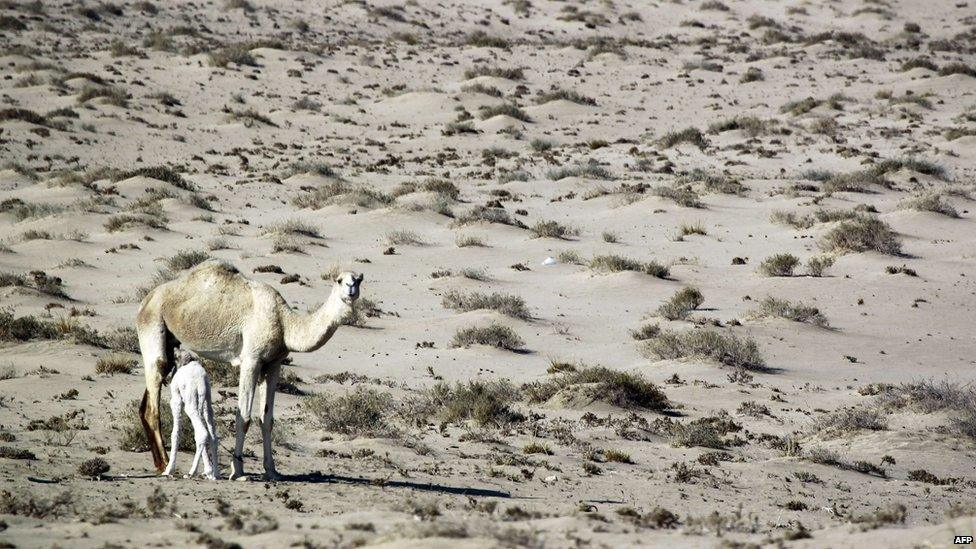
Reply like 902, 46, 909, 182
1, 0, 976, 546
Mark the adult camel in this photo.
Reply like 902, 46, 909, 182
136, 259, 363, 479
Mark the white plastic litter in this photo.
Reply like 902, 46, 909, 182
542, 257, 557, 266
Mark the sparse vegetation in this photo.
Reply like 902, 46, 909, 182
530, 220, 578, 239
450, 324, 524, 351
386, 230, 425, 246
464, 31, 509, 49
301, 387, 399, 438
656, 127, 707, 149
642, 329, 766, 371
900, 193, 958, 217
938, 63, 976, 77
441, 290, 531, 319
547, 163, 613, 181
819, 216, 902, 255
78, 457, 111, 479
536, 89, 596, 106
658, 287, 704, 320
815, 407, 887, 436
464, 66, 524, 80
94, 354, 136, 375
404, 380, 523, 428
523, 366, 670, 410
758, 253, 800, 276
589, 255, 668, 278
478, 104, 531, 122
751, 297, 829, 327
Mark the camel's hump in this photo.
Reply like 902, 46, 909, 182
192, 259, 240, 275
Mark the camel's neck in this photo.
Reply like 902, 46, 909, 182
282, 288, 351, 353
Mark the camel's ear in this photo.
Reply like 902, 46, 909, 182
354, 274, 364, 284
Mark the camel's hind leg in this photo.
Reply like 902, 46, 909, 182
138, 322, 176, 473
162, 386, 183, 477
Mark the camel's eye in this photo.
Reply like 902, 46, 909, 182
336, 277, 343, 284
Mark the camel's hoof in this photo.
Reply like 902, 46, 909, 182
230, 473, 249, 482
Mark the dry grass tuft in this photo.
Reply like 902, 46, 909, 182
657, 287, 704, 320
819, 216, 901, 255
403, 380, 523, 428
301, 387, 399, 438
523, 366, 670, 411
758, 253, 800, 277
589, 254, 668, 278
751, 297, 829, 327
450, 323, 524, 351
642, 329, 766, 371
95, 354, 136, 375
442, 290, 531, 319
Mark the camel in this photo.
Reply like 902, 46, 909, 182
163, 351, 219, 480
137, 259, 363, 480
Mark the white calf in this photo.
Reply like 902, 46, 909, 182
163, 354, 219, 479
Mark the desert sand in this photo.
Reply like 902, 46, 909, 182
1, 0, 976, 547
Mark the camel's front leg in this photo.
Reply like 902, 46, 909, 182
140, 357, 172, 474
230, 360, 259, 480
256, 361, 282, 481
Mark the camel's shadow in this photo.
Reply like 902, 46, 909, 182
279, 471, 511, 498
101, 472, 512, 499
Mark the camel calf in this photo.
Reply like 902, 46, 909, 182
163, 352, 219, 479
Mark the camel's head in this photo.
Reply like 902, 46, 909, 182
335, 271, 364, 304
